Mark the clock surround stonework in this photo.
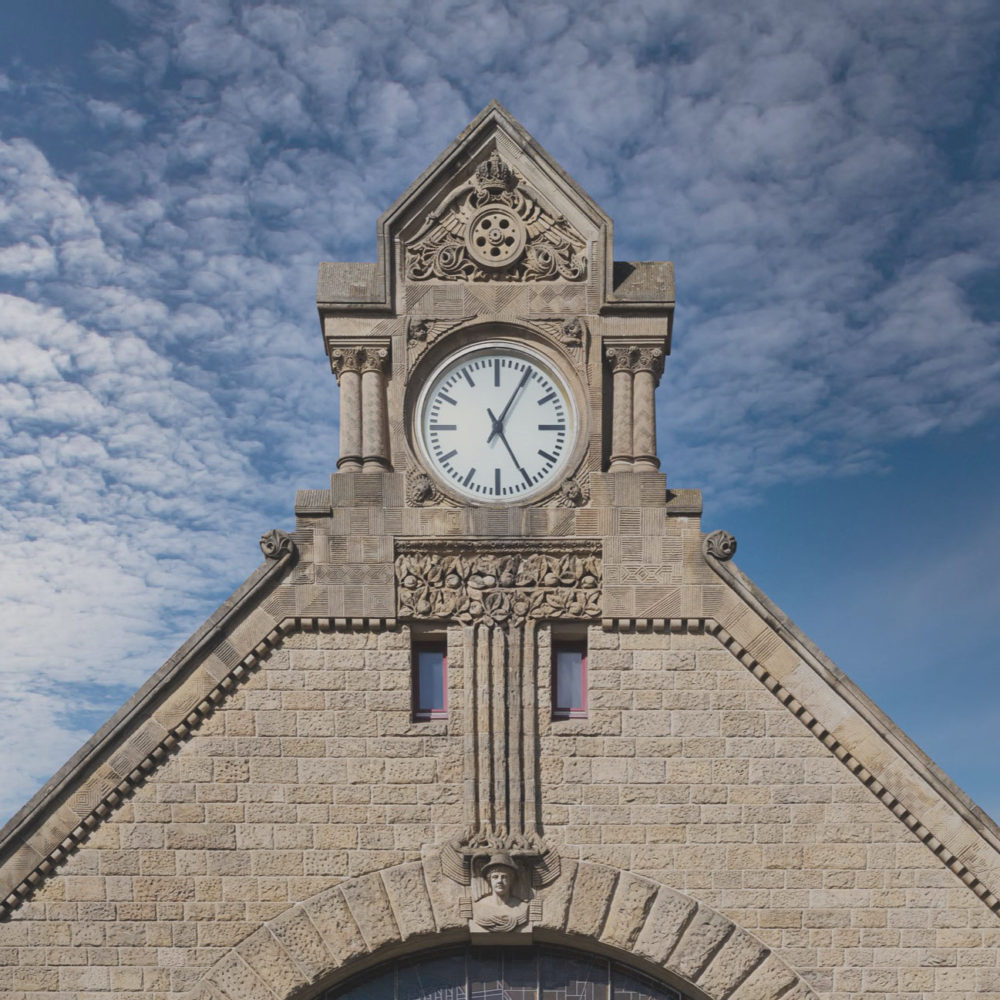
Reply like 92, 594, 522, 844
0, 103, 998, 1000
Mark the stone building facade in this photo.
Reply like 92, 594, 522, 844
0, 103, 997, 1000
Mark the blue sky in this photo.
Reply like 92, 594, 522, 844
1, 0, 998, 826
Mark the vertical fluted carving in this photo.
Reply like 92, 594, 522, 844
464, 621, 541, 844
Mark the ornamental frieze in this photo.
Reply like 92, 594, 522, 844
405, 152, 588, 283
395, 541, 601, 625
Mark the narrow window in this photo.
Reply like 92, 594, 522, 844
412, 641, 447, 720
552, 640, 587, 719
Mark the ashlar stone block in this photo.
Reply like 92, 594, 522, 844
340, 871, 400, 951
236, 926, 309, 998
566, 862, 618, 938
302, 886, 368, 969
381, 862, 436, 941
267, 904, 335, 983
632, 886, 697, 966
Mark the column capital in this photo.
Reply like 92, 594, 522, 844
604, 342, 665, 379
329, 341, 391, 381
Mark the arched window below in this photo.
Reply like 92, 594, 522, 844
320, 944, 687, 1000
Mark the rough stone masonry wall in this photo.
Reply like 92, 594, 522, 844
0, 625, 997, 1000
537, 627, 1000, 999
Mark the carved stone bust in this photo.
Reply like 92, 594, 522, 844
470, 852, 530, 934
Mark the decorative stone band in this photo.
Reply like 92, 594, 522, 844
395, 540, 602, 626
605, 342, 666, 472
328, 340, 391, 472
186, 857, 820, 1000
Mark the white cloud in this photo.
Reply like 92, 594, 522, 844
0, 0, 998, 823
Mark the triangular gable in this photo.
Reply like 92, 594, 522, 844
316, 101, 620, 314
2, 523, 998, 920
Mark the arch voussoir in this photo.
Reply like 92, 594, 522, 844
191, 858, 819, 1000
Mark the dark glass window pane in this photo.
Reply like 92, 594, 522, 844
414, 644, 446, 717
541, 949, 607, 1000
399, 950, 466, 1000
612, 966, 681, 1000
469, 948, 502, 999
337, 966, 395, 999
322, 944, 687, 1000
502, 949, 537, 1000
553, 643, 585, 716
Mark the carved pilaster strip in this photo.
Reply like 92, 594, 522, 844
463, 625, 479, 834
492, 626, 507, 834
522, 620, 540, 839
508, 622, 524, 838
476, 623, 493, 838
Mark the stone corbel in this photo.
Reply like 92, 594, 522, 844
604, 342, 666, 471
329, 341, 391, 472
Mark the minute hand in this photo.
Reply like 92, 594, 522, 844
487, 366, 532, 442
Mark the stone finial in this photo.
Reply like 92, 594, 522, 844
260, 529, 295, 560
704, 529, 737, 561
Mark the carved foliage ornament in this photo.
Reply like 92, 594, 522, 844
704, 529, 737, 561
606, 344, 666, 377
406, 152, 587, 282
259, 529, 295, 560
396, 550, 601, 626
329, 345, 388, 382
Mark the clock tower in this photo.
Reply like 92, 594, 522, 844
313, 100, 687, 883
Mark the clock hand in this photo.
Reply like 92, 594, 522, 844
487, 366, 532, 443
487, 411, 532, 486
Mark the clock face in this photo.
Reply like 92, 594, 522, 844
416, 343, 577, 503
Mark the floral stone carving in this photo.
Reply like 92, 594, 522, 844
396, 548, 601, 625
704, 529, 737, 561
405, 152, 587, 282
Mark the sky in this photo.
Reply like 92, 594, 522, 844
0, 0, 998, 828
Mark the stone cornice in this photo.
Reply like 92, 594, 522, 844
0, 531, 299, 916
701, 530, 1000, 913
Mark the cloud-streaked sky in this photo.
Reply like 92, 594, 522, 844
1, 0, 998, 825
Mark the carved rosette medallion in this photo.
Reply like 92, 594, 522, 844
396, 545, 601, 626
406, 152, 587, 282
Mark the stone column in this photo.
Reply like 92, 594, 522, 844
632, 347, 664, 471
606, 346, 634, 471
330, 348, 363, 472
361, 346, 391, 471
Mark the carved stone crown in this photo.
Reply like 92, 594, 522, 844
475, 151, 516, 193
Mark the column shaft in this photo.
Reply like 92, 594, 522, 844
336, 369, 362, 472
609, 367, 634, 471
632, 368, 660, 471
361, 364, 390, 471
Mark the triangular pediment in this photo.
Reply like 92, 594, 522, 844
371, 102, 613, 311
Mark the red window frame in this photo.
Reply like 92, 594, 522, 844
551, 640, 588, 719
412, 641, 448, 721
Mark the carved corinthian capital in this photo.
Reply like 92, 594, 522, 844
329, 346, 362, 382
605, 344, 665, 378
329, 345, 389, 382
360, 346, 389, 374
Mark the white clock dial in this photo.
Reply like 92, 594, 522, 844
417, 343, 577, 503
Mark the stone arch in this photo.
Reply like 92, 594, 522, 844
190, 857, 818, 1000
